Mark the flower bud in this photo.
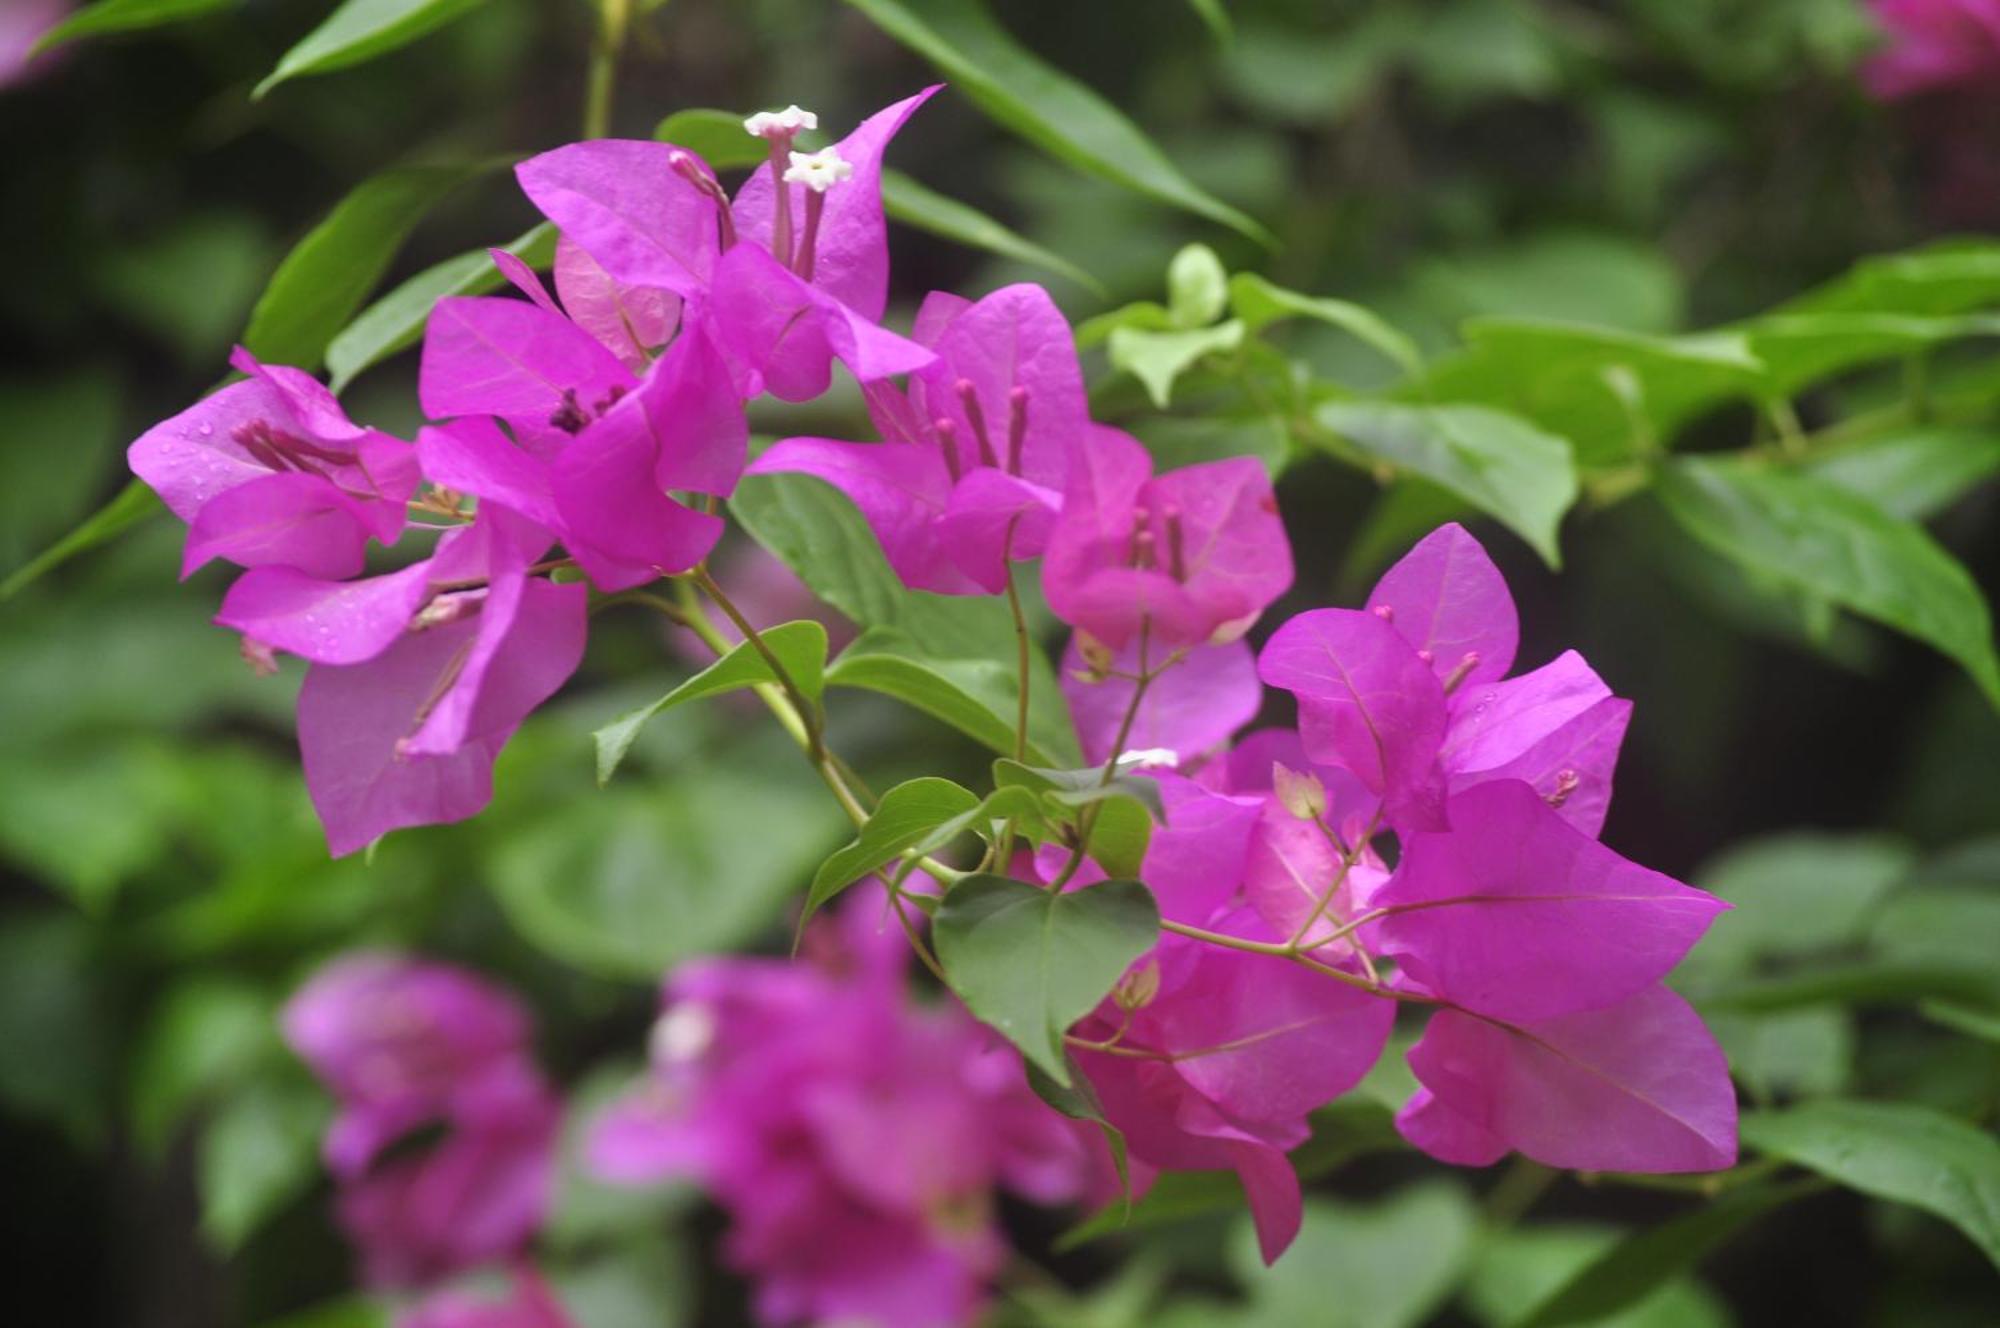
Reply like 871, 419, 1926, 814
1272, 762, 1327, 822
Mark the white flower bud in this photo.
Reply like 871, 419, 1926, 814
648, 1001, 716, 1065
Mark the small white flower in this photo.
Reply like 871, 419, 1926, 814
743, 104, 818, 139
1116, 747, 1180, 770
648, 1001, 717, 1065
783, 147, 854, 194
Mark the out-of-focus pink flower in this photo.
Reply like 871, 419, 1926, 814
1043, 426, 1292, 651
129, 347, 418, 580
395, 1266, 573, 1328
1863, 0, 2000, 99
0, 0, 69, 90
752, 283, 1091, 594
587, 890, 1095, 1328
284, 955, 561, 1292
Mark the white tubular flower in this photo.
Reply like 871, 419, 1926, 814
783, 147, 854, 193
743, 105, 818, 139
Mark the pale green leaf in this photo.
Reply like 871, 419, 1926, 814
594, 620, 829, 786
1109, 320, 1245, 408
255, 0, 484, 98
1313, 401, 1578, 566
1657, 457, 2000, 708
1740, 1100, 2000, 1269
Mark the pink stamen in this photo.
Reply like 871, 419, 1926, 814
933, 418, 964, 482
794, 188, 827, 281
1441, 651, 1482, 695
1006, 386, 1029, 475
956, 380, 998, 468
670, 151, 737, 249
1162, 505, 1187, 581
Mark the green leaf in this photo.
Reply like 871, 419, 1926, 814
489, 765, 845, 980
594, 620, 829, 786
1413, 319, 1764, 467
1674, 831, 1914, 985
1186, 0, 1232, 44
654, 107, 765, 169
33, 0, 231, 53
251, 1300, 389, 1328
1705, 1008, 1853, 1103
1109, 321, 1245, 408
731, 473, 1078, 764
1029, 1054, 1131, 1201
1515, 1180, 1817, 1327
1783, 240, 2000, 318
1167, 244, 1228, 328
845, 0, 1273, 244
1312, 401, 1577, 567
1230, 272, 1422, 379
1739, 312, 2000, 398
1696, 961, 1998, 1014
1228, 1182, 1477, 1326
882, 169, 1105, 296
804, 776, 981, 925
198, 1080, 330, 1252
1740, 1100, 2000, 1270
1465, 1225, 1731, 1328
1656, 457, 2000, 708
326, 222, 555, 393
255, 0, 483, 98
0, 371, 123, 574
0, 479, 163, 601
1920, 1000, 2000, 1044
933, 874, 1159, 1083
1804, 426, 2000, 523
243, 161, 491, 369
129, 980, 278, 1155
908, 784, 1047, 857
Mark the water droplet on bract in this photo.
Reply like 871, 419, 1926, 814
198, 423, 214, 437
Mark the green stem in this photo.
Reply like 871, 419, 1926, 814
582, 0, 632, 139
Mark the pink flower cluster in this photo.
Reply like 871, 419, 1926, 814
125, 87, 1294, 857
586, 888, 1102, 1328
1046, 524, 1737, 1262
283, 954, 565, 1325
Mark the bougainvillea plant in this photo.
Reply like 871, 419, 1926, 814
119, 90, 1749, 1325
21, 0, 2000, 1324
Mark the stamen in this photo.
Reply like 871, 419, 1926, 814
1441, 651, 1481, 695
1547, 769, 1580, 809
668, 150, 737, 249
1129, 526, 1157, 570
1006, 386, 1029, 474
794, 187, 826, 280
1162, 505, 1187, 581
1371, 603, 1395, 622
592, 383, 628, 416
956, 380, 999, 468
933, 418, 964, 482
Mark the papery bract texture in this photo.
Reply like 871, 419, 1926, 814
1398, 984, 1738, 1173
1062, 637, 1261, 768
1044, 427, 1291, 650
1257, 607, 1448, 831
1374, 779, 1726, 1023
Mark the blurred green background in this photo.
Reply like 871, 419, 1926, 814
2, 1, 1997, 1325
